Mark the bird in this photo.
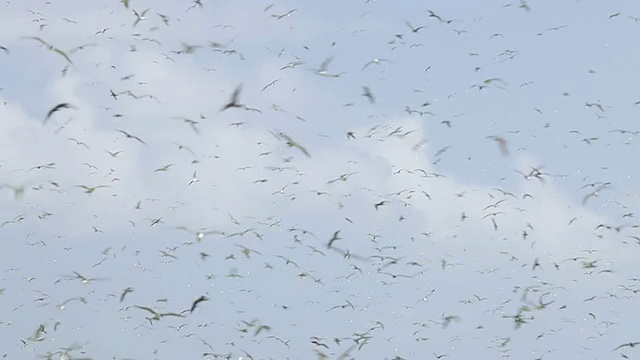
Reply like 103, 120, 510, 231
68, 138, 90, 148
582, 183, 611, 205
44, 103, 75, 123
272, 9, 297, 20
116, 129, 147, 145
361, 58, 392, 71
273, 131, 311, 157
133, 8, 151, 27
190, 295, 209, 313
22, 37, 73, 65
486, 135, 509, 156
105, 150, 124, 158
314, 56, 343, 78
613, 342, 640, 352
260, 79, 280, 93
120, 287, 134, 302
374, 201, 388, 210
70, 271, 105, 284
175, 226, 225, 242
0, 184, 27, 200
76, 185, 110, 194
154, 164, 174, 172
274, 255, 300, 269
405, 21, 427, 33
362, 86, 376, 104
280, 60, 305, 70
427, 10, 444, 22
188, 171, 200, 186
132, 305, 186, 322
173, 117, 200, 134
220, 84, 244, 111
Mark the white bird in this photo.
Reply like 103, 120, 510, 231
361, 58, 392, 71
175, 226, 225, 242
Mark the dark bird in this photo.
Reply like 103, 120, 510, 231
45, 103, 75, 123
362, 86, 376, 104
374, 201, 388, 210
613, 342, 640, 352
327, 230, 341, 249
116, 129, 147, 145
22, 36, 73, 65
190, 295, 209, 313
405, 21, 427, 33
120, 287, 134, 302
220, 84, 244, 112
486, 135, 509, 156
427, 10, 444, 22
272, 9, 297, 20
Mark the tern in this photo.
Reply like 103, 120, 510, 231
405, 21, 427, 33
272, 131, 311, 157
132, 305, 186, 322
116, 129, 147, 145
220, 84, 244, 111
175, 226, 225, 242
361, 58, 392, 71
23, 37, 73, 65
45, 103, 76, 123
314, 56, 343, 78
272, 9, 297, 20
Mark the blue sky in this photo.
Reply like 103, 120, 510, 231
1, 0, 639, 359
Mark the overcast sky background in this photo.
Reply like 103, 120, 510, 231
1, 0, 639, 359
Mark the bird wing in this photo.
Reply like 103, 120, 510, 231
53, 48, 73, 64
23, 36, 50, 47
318, 56, 333, 72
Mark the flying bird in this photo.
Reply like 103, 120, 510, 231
153, 164, 174, 172
45, 103, 75, 123
273, 131, 311, 157
361, 58, 392, 71
22, 36, 73, 65
175, 226, 225, 242
220, 84, 244, 111
327, 230, 341, 249
190, 295, 209, 313
173, 117, 200, 134
405, 21, 427, 33
133, 8, 151, 27
132, 305, 186, 322
106, 150, 124, 158
582, 183, 611, 205
76, 185, 110, 194
613, 342, 640, 352
260, 79, 281, 93
120, 287, 134, 302
272, 9, 297, 20
362, 86, 376, 104
486, 135, 509, 156
314, 56, 343, 78
427, 10, 444, 22
116, 129, 147, 145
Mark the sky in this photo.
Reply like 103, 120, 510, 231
0, 0, 639, 359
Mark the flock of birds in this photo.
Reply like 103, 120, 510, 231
0, 0, 639, 359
